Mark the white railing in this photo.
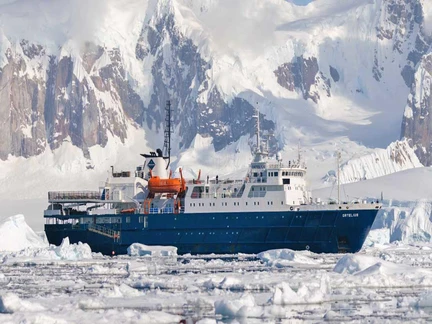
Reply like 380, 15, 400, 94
48, 191, 101, 201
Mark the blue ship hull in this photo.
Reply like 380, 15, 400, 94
45, 208, 379, 255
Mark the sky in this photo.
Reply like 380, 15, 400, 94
292, 0, 314, 6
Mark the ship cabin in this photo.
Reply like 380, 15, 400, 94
181, 159, 310, 214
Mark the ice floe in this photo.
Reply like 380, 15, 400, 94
127, 243, 177, 257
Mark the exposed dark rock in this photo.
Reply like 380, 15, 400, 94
274, 56, 328, 103
401, 54, 432, 165
0, 48, 46, 159
329, 66, 339, 82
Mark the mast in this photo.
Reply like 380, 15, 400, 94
252, 106, 263, 162
297, 141, 301, 165
163, 100, 172, 169
337, 151, 341, 204
255, 107, 260, 154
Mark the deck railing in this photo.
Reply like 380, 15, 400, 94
87, 224, 120, 241
48, 191, 101, 201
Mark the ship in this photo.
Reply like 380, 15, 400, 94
44, 101, 381, 255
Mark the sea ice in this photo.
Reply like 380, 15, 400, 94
257, 248, 323, 267
127, 243, 177, 257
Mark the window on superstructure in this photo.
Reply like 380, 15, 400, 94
274, 172, 278, 177
126, 217, 131, 223
144, 216, 148, 228
253, 172, 258, 177
191, 186, 204, 199
139, 216, 143, 223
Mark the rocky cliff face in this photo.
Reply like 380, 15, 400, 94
0, 3, 275, 161
390, 0, 432, 166
401, 53, 432, 165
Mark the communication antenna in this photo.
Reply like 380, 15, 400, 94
163, 100, 172, 169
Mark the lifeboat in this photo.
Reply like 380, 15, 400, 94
148, 177, 183, 193
148, 168, 186, 194
120, 208, 136, 214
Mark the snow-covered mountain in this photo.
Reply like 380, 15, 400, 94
322, 140, 422, 185
0, 0, 432, 186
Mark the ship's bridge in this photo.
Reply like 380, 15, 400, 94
248, 161, 307, 186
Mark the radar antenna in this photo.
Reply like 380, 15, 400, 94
163, 100, 172, 169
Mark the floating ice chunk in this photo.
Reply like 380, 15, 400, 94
219, 276, 242, 289
140, 311, 182, 323
196, 319, 217, 324
1, 237, 92, 261
214, 293, 256, 317
333, 255, 382, 275
52, 237, 92, 260
297, 274, 331, 303
0, 293, 44, 313
270, 275, 331, 305
334, 254, 431, 278
257, 249, 322, 267
0, 215, 47, 252
78, 298, 106, 310
100, 284, 143, 298
271, 282, 298, 305
127, 243, 177, 257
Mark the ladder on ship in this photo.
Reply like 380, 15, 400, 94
88, 224, 120, 242
143, 198, 152, 214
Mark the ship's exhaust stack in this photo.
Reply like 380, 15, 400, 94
141, 151, 169, 179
